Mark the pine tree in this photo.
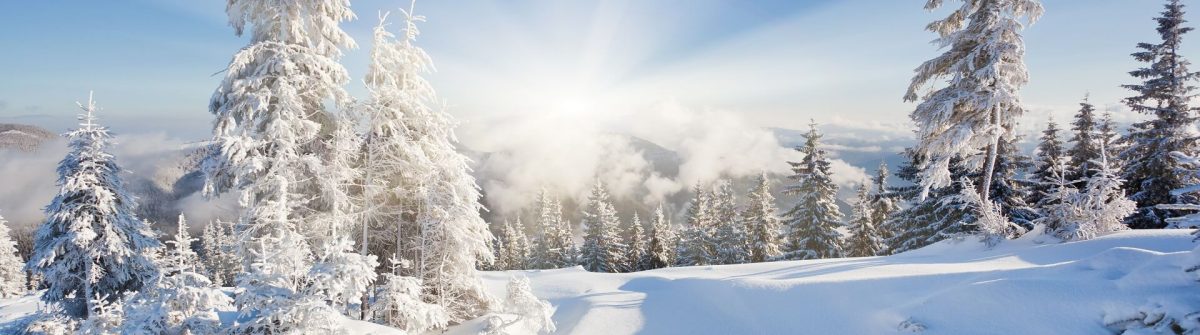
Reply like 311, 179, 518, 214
905, 0, 1043, 203
1043, 144, 1135, 241
883, 150, 975, 254
712, 180, 748, 264
531, 190, 575, 269
676, 183, 716, 266
744, 173, 783, 263
500, 218, 530, 270
1067, 95, 1101, 183
27, 95, 160, 318
198, 220, 238, 287
360, 9, 495, 321
845, 183, 883, 257
782, 122, 844, 260
122, 216, 232, 335
977, 136, 1037, 229
0, 214, 25, 298
868, 163, 901, 253
646, 205, 674, 269
1120, 0, 1200, 229
1029, 119, 1068, 209
371, 257, 449, 334
626, 213, 649, 271
578, 182, 627, 273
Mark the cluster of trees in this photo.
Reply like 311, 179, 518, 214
5, 2, 554, 334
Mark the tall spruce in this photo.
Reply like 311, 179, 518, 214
744, 173, 783, 263
676, 183, 716, 266
845, 183, 884, 257
781, 122, 844, 260
27, 95, 160, 317
868, 163, 901, 254
1067, 95, 1101, 183
647, 205, 675, 269
713, 180, 748, 265
904, 0, 1043, 203
532, 189, 574, 269
1029, 119, 1068, 209
579, 182, 627, 273
626, 213, 649, 272
883, 150, 975, 254
0, 214, 24, 298
1120, 0, 1200, 229
978, 136, 1037, 229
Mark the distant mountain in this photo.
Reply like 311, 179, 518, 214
0, 123, 56, 151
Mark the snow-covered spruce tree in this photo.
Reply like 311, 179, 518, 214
531, 190, 574, 269
1029, 119, 1069, 209
1065, 145, 1135, 241
0, 214, 25, 298
1120, 0, 1200, 229
371, 257, 449, 333
744, 173, 783, 263
1034, 160, 1080, 237
904, 0, 1042, 204
713, 179, 748, 265
1067, 95, 1101, 184
484, 276, 555, 335
1097, 111, 1125, 169
579, 182, 627, 273
646, 205, 674, 269
360, 9, 495, 321
122, 215, 233, 335
845, 182, 883, 257
973, 135, 1037, 229
626, 213, 648, 272
199, 219, 238, 287
676, 183, 716, 266
883, 149, 975, 254
500, 218, 530, 270
958, 178, 1020, 247
868, 163, 901, 252
781, 122, 844, 260
27, 95, 160, 318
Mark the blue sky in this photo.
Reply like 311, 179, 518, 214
0, 0, 1190, 140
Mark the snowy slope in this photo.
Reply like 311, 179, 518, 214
463, 229, 1197, 335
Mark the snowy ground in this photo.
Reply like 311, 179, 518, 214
0, 229, 1194, 334
464, 229, 1197, 334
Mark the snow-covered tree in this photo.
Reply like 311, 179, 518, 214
371, 268, 449, 333
27, 95, 161, 318
743, 173, 783, 263
500, 218, 531, 270
1035, 160, 1080, 237
958, 178, 1021, 247
712, 180, 748, 265
626, 213, 649, 272
485, 276, 555, 335
646, 205, 675, 269
676, 183, 716, 266
1067, 95, 1101, 183
199, 220, 238, 287
1043, 144, 1134, 241
579, 182, 627, 273
122, 214, 232, 335
0, 214, 25, 298
975, 136, 1037, 229
904, 0, 1043, 203
1029, 119, 1069, 209
884, 150, 975, 254
78, 294, 124, 335
781, 122, 844, 260
868, 163, 901, 251
531, 190, 575, 269
360, 9, 495, 321
1120, 0, 1200, 229
845, 183, 883, 257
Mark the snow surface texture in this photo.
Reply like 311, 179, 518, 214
0, 229, 1194, 334
461, 229, 1196, 335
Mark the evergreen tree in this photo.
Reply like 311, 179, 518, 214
977, 136, 1038, 229
884, 150, 975, 254
845, 183, 883, 257
1029, 119, 1068, 209
713, 180, 748, 264
122, 216, 232, 335
626, 213, 649, 272
27, 95, 160, 318
1120, 0, 1200, 229
578, 182, 627, 273
868, 163, 901, 254
904, 0, 1043, 202
165, 215, 200, 274
676, 183, 716, 266
1042, 145, 1134, 240
198, 220, 238, 287
370, 257, 449, 334
781, 122, 844, 260
1067, 95, 1101, 183
532, 190, 574, 269
646, 205, 674, 269
361, 9, 495, 320
0, 214, 25, 298
744, 173, 783, 263
500, 218, 530, 270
